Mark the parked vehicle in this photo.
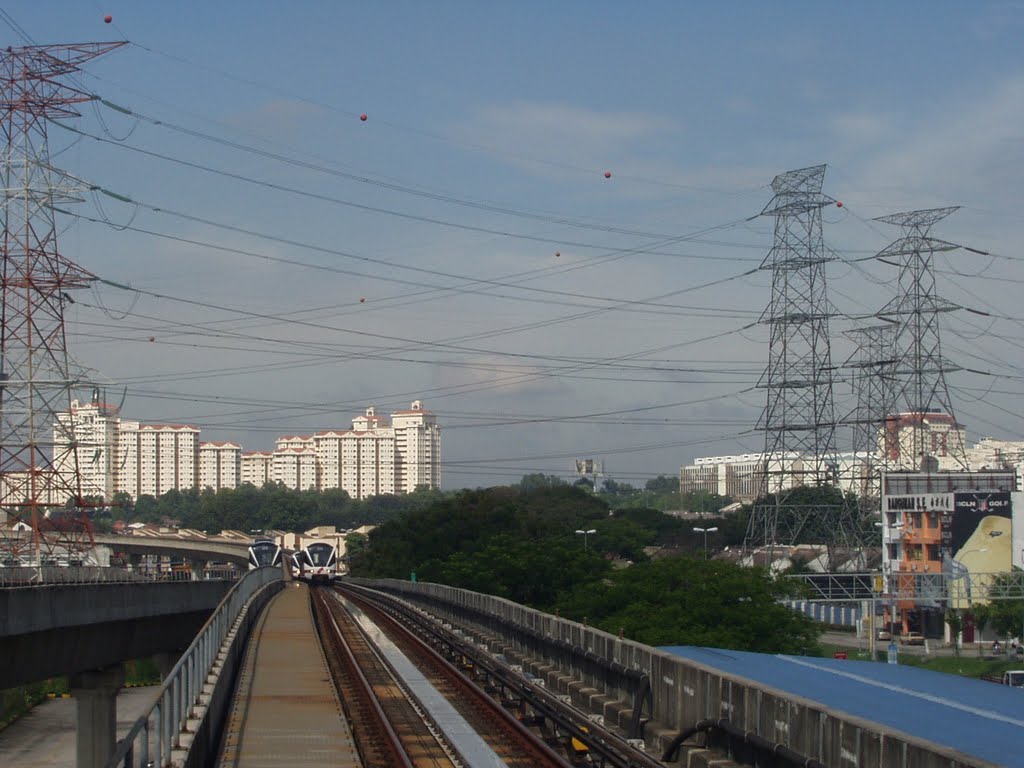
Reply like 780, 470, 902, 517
900, 632, 925, 646
876, 629, 892, 642
982, 671, 1024, 687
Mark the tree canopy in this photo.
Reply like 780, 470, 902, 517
349, 484, 820, 655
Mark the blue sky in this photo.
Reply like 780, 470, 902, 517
6, 2, 1024, 488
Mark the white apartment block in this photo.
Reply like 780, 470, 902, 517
240, 452, 273, 487
392, 401, 441, 494
48, 397, 441, 503
272, 448, 317, 491
53, 396, 120, 500
276, 402, 440, 499
199, 441, 241, 491
116, 422, 200, 499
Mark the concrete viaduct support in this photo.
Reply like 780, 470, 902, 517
70, 665, 125, 768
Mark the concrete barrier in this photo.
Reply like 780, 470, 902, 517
0, 581, 233, 688
352, 578, 996, 768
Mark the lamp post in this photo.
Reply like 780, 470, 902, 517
575, 528, 596, 550
693, 526, 718, 560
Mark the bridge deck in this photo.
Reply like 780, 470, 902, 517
663, 645, 1024, 768
216, 583, 359, 767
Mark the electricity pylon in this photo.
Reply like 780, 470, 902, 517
0, 42, 125, 565
745, 165, 866, 564
873, 208, 966, 471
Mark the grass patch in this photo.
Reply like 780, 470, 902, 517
0, 656, 163, 732
814, 642, 1024, 679
0, 678, 68, 731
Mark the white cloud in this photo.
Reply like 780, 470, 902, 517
454, 101, 676, 172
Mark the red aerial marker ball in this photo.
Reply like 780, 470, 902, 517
604, 170, 612, 179
148, 336, 155, 342
836, 201, 843, 208
359, 297, 365, 303
359, 113, 367, 121
104, 14, 112, 23
555, 251, 561, 258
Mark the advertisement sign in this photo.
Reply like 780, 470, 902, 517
943, 491, 1012, 571
883, 494, 953, 512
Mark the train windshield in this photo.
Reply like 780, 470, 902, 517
249, 540, 280, 567
305, 543, 335, 567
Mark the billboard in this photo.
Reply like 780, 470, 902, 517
574, 458, 602, 476
943, 491, 1012, 570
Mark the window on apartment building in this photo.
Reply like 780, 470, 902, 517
926, 511, 938, 529
925, 544, 939, 561
908, 545, 923, 561
912, 512, 923, 529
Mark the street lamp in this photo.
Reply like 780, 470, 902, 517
574, 529, 596, 550
693, 526, 718, 560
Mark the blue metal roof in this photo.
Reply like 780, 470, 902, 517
660, 646, 1024, 768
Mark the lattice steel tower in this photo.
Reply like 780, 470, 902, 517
844, 324, 898, 499
0, 42, 125, 565
745, 165, 864, 554
874, 208, 966, 471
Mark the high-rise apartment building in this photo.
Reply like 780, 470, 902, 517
53, 395, 120, 500
199, 441, 241, 491
392, 401, 440, 494
276, 402, 440, 499
51, 398, 440, 502
272, 447, 317, 491
240, 451, 273, 487
116, 422, 200, 498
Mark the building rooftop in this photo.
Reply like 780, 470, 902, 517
661, 646, 1023, 767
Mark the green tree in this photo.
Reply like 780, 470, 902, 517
645, 475, 679, 494
945, 610, 964, 657
519, 473, 567, 492
554, 556, 820, 654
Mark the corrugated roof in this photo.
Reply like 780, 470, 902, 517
661, 645, 1024, 766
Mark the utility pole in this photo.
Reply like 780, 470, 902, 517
0, 42, 126, 566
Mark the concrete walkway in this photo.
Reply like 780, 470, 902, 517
0, 686, 155, 767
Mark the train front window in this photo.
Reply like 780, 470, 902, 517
306, 544, 334, 566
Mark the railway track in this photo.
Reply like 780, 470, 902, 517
311, 587, 453, 767
335, 582, 669, 768
312, 586, 574, 767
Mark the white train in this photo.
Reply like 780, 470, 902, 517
293, 541, 338, 583
248, 538, 283, 569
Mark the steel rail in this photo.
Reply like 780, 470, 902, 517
311, 588, 418, 768
341, 583, 665, 768
340, 586, 576, 768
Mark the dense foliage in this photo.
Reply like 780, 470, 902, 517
91, 484, 448, 533
554, 557, 820, 653
349, 483, 821, 654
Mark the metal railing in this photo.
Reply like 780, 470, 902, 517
107, 566, 282, 768
0, 566, 243, 587
788, 570, 1024, 602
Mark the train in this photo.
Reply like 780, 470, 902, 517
293, 541, 339, 583
248, 538, 283, 569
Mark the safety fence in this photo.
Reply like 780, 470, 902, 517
0, 565, 242, 587
106, 566, 283, 768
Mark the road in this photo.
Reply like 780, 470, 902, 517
821, 630, 1016, 660
0, 686, 154, 767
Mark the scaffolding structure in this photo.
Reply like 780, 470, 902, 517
0, 42, 125, 565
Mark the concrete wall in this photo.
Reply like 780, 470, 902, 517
354, 578, 995, 768
0, 581, 232, 688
